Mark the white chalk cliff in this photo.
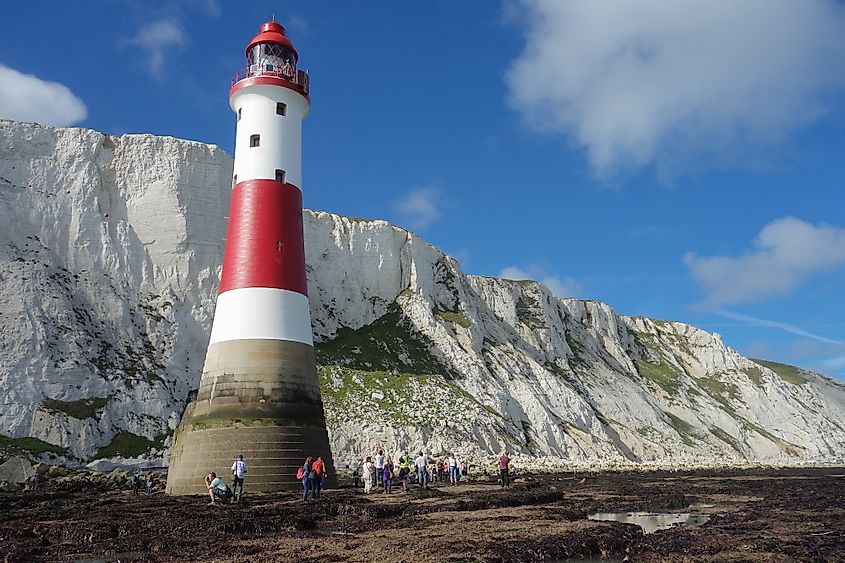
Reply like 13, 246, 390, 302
1, 120, 844, 469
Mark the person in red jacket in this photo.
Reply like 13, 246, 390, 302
312, 456, 327, 499
498, 451, 511, 488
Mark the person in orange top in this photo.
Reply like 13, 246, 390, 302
312, 456, 327, 499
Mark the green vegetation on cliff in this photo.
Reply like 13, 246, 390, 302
753, 359, 807, 385
41, 397, 109, 419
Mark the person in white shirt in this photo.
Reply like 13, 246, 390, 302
448, 454, 458, 485
414, 452, 428, 489
375, 449, 385, 488
231, 454, 248, 501
362, 456, 375, 494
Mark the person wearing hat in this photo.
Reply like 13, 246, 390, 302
231, 454, 248, 501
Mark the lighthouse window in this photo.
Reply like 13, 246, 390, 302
250, 134, 260, 147
276, 102, 287, 116
237, 108, 242, 121
275, 169, 286, 183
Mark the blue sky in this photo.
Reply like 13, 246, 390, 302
2, 1, 844, 378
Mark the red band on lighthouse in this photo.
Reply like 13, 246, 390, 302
219, 179, 307, 296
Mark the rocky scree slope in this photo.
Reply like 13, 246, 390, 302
1, 120, 844, 469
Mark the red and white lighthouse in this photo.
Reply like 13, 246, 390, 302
215, 22, 311, 350
167, 21, 335, 494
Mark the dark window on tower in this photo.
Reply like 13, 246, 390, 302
275, 169, 286, 183
237, 108, 242, 121
250, 134, 260, 147
276, 102, 287, 116
233, 174, 237, 186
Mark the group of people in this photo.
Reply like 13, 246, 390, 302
204, 454, 248, 504
139, 448, 512, 504
297, 455, 328, 501
357, 449, 474, 494
131, 470, 157, 496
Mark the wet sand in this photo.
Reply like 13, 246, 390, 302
1, 467, 843, 562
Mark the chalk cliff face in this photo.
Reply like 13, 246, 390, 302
1, 120, 844, 469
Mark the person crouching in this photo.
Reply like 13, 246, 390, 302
205, 472, 233, 505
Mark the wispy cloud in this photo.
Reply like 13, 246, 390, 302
506, 0, 845, 179
819, 355, 845, 371
685, 217, 845, 307
285, 16, 309, 36
715, 310, 841, 345
499, 265, 582, 298
394, 187, 442, 230
0, 65, 87, 126
123, 19, 188, 79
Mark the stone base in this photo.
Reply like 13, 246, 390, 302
166, 338, 336, 495
166, 419, 336, 494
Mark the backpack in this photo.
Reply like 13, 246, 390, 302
296, 466, 305, 480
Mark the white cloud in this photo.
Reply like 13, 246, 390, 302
0, 65, 87, 126
506, 0, 845, 178
685, 217, 845, 307
123, 20, 187, 78
394, 187, 442, 230
499, 265, 582, 298
714, 310, 840, 345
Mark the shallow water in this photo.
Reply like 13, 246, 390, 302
688, 502, 716, 509
588, 512, 710, 534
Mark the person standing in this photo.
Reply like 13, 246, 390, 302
299, 457, 313, 501
131, 470, 142, 496
398, 453, 411, 492
382, 458, 394, 494
362, 456, 375, 494
448, 454, 458, 485
415, 451, 428, 489
375, 449, 385, 488
499, 451, 511, 488
312, 456, 326, 499
231, 454, 248, 502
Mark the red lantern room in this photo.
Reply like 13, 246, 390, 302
232, 21, 309, 97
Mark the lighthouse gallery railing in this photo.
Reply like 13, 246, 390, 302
232, 66, 310, 94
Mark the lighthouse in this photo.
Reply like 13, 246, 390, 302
167, 21, 335, 494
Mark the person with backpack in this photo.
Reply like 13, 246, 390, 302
131, 470, 142, 496
398, 453, 411, 492
362, 456, 375, 494
382, 457, 395, 494
312, 456, 326, 499
231, 454, 247, 502
297, 457, 313, 501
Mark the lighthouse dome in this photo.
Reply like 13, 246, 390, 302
246, 21, 298, 67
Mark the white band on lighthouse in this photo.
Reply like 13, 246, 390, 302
230, 85, 308, 188
208, 287, 314, 345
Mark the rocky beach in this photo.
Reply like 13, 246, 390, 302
1, 466, 843, 562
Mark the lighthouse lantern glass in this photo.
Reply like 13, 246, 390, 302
248, 44, 296, 78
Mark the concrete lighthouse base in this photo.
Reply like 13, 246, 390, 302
166, 339, 336, 495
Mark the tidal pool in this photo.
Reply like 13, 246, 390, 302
588, 512, 710, 534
